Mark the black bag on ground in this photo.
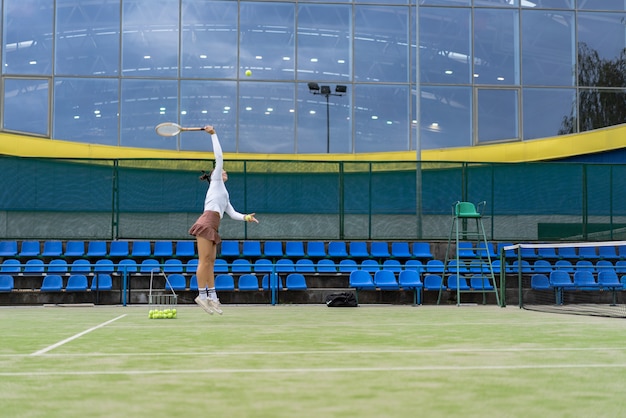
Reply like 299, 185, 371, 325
325, 292, 358, 307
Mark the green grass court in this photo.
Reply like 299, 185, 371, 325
2, 304, 626, 418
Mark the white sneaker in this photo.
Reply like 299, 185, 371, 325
194, 296, 214, 315
207, 298, 223, 315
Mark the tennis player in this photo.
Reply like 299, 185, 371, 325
189, 125, 258, 314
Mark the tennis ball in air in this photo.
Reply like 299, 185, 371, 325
245, 70, 252, 77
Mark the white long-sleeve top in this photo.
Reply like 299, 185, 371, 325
203, 133, 246, 221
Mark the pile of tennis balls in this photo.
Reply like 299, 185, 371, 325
149, 308, 177, 319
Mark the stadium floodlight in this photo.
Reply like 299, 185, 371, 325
307, 83, 348, 153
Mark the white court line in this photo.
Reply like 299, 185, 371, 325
7, 346, 626, 359
30, 314, 127, 356
2, 363, 626, 377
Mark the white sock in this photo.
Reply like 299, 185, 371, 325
208, 287, 218, 301
198, 287, 208, 300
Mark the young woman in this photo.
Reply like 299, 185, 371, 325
188, 125, 258, 314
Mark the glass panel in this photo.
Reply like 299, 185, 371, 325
358, 0, 408, 5
180, 80, 237, 152
120, 79, 178, 149
355, 6, 409, 83
577, 12, 626, 87
239, 2, 295, 81
522, 88, 576, 140
473, 8, 519, 85
297, 4, 351, 82
420, 86, 471, 150
419, 0, 470, 5
53, 78, 119, 145
477, 88, 519, 143
2, 0, 53, 75
298, 83, 351, 153
181, 0, 238, 79
354, 84, 410, 152
521, 10, 574, 86
238, 82, 295, 153
419, 7, 471, 84
522, 0, 573, 8
55, 0, 121, 76
474, 0, 518, 6
577, 1, 626, 11
122, 0, 179, 78
3, 78, 49, 135
578, 89, 626, 132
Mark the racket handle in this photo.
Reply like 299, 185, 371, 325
181, 127, 205, 132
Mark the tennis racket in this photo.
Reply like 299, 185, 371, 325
155, 122, 205, 137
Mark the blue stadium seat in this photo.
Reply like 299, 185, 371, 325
549, 270, 575, 289
185, 259, 198, 274
533, 259, 553, 274
595, 260, 614, 273
390, 242, 412, 259
316, 259, 337, 273
285, 241, 305, 258
263, 241, 283, 258
0, 274, 14, 292
70, 259, 91, 274
117, 259, 138, 275
262, 273, 283, 290
596, 245, 617, 260
349, 241, 370, 258
165, 274, 187, 291
519, 246, 537, 260
447, 274, 470, 291
238, 274, 259, 291
131, 241, 152, 258
554, 259, 574, 274
41, 240, 63, 258
382, 259, 402, 273
373, 270, 399, 290
139, 259, 160, 274
175, 241, 196, 258
286, 273, 307, 290
537, 247, 559, 260
174, 241, 196, 258
108, 241, 130, 258
597, 271, 623, 291
23, 259, 45, 274
306, 241, 327, 258
530, 274, 551, 290
338, 259, 358, 273
215, 274, 235, 291
93, 259, 115, 274
447, 259, 469, 274
404, 259, 423, 273
557, 246, 577, 260
163, 259, 184, 273
412, 242, 433, 259
65, 274, 88, 292
41, 275, 63, 292
360, 259, 380, 273
295, 259, 316, 273
219, 241, 240, 258
253, 258, 273, 274
0, 240, 17, 257
91, 274, 113, 291
470, 275, 494, 290
476, 242, 497, 259
578, 246, 599, 260
575, 260, 594, 273
18, 240, 40, 258
47, 259, 68, 274
242, 241, 262, 258
189, 275, 198, 289
86, 241, 107, 258
0, 259, 21, 274
457, 242, 476, 258
153, 241, 173, 258
214, 259, 229, 273
64, 241, 85, 258
275, 259, 295, 273
370, 242, 390, 258
425, 259, 444, 274
398, 270, 423, 305
573, 271, 599, 289
423, 274, 443, 291
231, 259, 252, 274
328, 241, 348, 258
349, 270, 375, 290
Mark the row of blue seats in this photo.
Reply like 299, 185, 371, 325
530, 270, 625, 291
500, 244, 626, 260
0, 272, 307, 293
349, 270, 495, 292
0, 239, 437, 260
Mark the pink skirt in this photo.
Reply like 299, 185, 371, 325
188, 211, 221, 244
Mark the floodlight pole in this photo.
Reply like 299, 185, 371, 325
308, 83, 347, 153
